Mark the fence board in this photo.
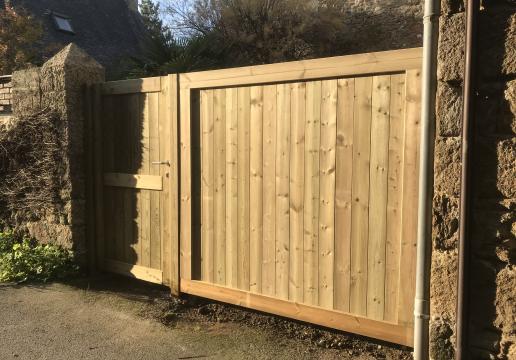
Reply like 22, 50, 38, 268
334, 78, 354, 312
225, 88, 239, 287
398, 69, 421, 324
201, 90, 215, 283
250, 86, 264, 293
367, 75, 391, 320
350, 76, 372, 316
289, 83, 305, 302
385, 73, 406, 322
237, 87, 251, 291
262, 85, 277, 297
213, 89, 227, 285
318, 80, 337, 309
275, 83, 291, 300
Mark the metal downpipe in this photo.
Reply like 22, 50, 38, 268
414, 0, 440, 358
456, 0, 480, 358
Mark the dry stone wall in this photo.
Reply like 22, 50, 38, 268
431, 1, 516, 359
7, 44, 104, 263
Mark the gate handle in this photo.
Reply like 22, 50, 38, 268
152, 160, 170, 166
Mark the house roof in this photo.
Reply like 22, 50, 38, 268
9, 0, 147, 79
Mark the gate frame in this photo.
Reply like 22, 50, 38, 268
178, 48, 423, 347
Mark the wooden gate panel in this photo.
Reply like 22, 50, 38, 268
179, 48, 422, 346
94, 76, 178, 290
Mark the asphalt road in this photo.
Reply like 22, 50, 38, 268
0, 280, 340, 360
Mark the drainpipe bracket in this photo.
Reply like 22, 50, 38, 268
414, 298, 431, 320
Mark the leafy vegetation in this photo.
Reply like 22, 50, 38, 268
0, 5, 43, 74
129, 0, 358, 77
0, 231, 78, 283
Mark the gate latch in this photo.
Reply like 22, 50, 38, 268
152, 160, 170, 166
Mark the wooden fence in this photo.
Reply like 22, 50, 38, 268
89, 48, 422, 347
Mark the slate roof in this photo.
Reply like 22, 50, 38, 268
8, 0, 147, 78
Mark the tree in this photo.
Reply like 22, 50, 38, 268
128, 0, 227, 77
163, 0, 354, 66
139, 0, 173, 44
0, 5, 43, 74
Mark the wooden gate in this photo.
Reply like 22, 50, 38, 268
89, 48, 422, 347
90, 75, 179, 290
179, 48, 422, 346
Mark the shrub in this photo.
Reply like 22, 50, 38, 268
0, 231, 78, 283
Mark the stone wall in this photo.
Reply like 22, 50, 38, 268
431, 0, 516, 359
0, 75, 12, 115
340, 0, 424, 53
6, 44, 104, 263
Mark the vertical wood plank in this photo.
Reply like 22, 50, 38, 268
334, 78, 354, 312
398, 69, 421, 325
367, 75, 391, 320
225, 88, 238, 287
350, 76, 372, 316
160, 77, 172, 286
289, 82, 305, 302
125, 94, 138, 264
180, 86, 192, 280
384, 73, 406, 322
237, 86, 251, 291
92, 84, 105, 270
250, 86, 263, 293
141, 94, 151, 268
318, 80, 337, 309
303, 81, 321, 305
168, 74, 180, 294
213, 88, 226, 285
275, 83, 290, 300
102, 96, 115, 261
149, 92, 161, 270
201, 89, 215, 283
262, 85, 277, 297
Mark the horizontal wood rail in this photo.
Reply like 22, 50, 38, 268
102, 77, 161, 95
104, 173, 163, 190
180, 280, 413, 346
103, 260, 163, 284
180, 47, 422, 89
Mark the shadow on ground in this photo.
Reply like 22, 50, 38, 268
0, 275, 413, 360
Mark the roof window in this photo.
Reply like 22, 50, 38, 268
52, 13, 74, 34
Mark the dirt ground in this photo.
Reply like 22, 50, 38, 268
0, 275, 413, 359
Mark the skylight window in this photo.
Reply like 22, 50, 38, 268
52, 13, 74, 34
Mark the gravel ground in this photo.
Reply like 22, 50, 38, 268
0, 275, 413, 359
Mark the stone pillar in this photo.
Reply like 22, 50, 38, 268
430, 1, 516, 359
10, 44, 105, 263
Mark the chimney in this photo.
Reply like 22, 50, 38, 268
125, 0, 138, 12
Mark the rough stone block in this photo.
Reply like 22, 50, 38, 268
11, 67, 42, 116
497, 138, 516, 198
26, 221, 73, 249
479, 7, 516, 79
441, 0, 464, 14
430, 319, 455, 360
495, 266, 516, 345
437, 13, 465, 82
433, 194, 459, 251
505, 79, 516, 134
434, 137, 462, 197
431, 250, 458, 322
477, 81, 515, 136
436, 81, 463, 137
